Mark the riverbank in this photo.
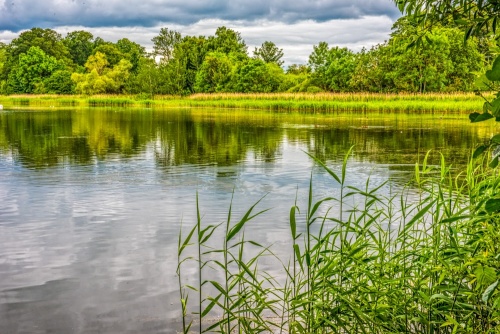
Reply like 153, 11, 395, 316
0, 92, 486, 113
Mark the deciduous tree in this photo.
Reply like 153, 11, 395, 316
253, 41, 284, 66
152, 28, 182, 64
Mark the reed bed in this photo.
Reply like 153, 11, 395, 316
177, 150, 500, 333
0, 92, 486, 113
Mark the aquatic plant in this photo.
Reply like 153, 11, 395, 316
177, 150, 500, 333
0, 92, 485, 113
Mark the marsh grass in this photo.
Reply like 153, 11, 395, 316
177, 150, 500, 333
0, 92, 486, 113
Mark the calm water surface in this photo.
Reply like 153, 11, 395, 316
0, 108, 497, 333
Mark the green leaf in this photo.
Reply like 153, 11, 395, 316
485, 198, 500, 214
490, 98, 500, 116
492, 135, 500, 144
486, 55, 500, 81
470, 112, 494, 123
226, 197, 269, 242
483, 280, 500, 303
305, 151, 341, 184
290, 205, 298, 240
490, 156, 499, 168
473, 145, 488, 159
475, 265, 497, 288
399, 199, 436, 236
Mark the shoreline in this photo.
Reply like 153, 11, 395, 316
0, 92, 486, 113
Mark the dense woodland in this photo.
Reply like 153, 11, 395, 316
0, 18, 493, 96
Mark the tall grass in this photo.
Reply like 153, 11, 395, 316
177, 150, 500, 333
0, 92, 486, 113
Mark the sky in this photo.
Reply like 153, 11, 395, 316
0, 0, 402, 65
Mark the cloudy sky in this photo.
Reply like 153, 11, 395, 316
0, 0, 401, 65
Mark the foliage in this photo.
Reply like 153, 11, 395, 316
2, 28, 70, 81
206, 26, 247, 56
326, 47, 357, 92
175, 151, 500, 333
152, 28, 182, 64
92, 43, 125, 67
194, 52, 234, 93
7, 46, 64, 93
253, 41, 284, 66
395, 1, 500, 158
173, 36, 208, 93
0, 23, 491, 95
395, 0, 500, 41
71, 52, 132, 94
230, 59, 284, 93
43, 70, 75, 94
63, 30, 94, 67
116, 38, 146, 73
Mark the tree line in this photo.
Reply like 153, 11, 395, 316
0, 18, 491, 96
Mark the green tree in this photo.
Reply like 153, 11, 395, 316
43, 70, 75, 94
308, 42, 331, 90
152, 28, 182, 64
390, 31, 452, 92
194, 52, 234, 92
308, 42, 357, 92
172, 36, 208, 93
350, 45, 394, 92
116, 38, 146, 73
286, 64, 310, 75
439, 27, 485, 91
253, 41, 284, 66
2, 28, 71, 81
326, 47, 356, 92
72, 51, 132, 94
206, 27, 247, 56
63, 30, 94, 67
126, 57, 185, 96
7, 46, 64, 93
230, 58, 283, 92
92, 43, 125, 67
0, 43, 6, 93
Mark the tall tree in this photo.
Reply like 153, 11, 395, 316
71, 52, 132, 94
92, 43, 125, 67
253, 41, 284, 66
206, 27, 247, 56
151, 28, 182, 64
116, 38, 146, 73
326, 47, 356, 92
63, 30, 94, 67
230, 58, 283, 92
194, 52, 234, 93
7, 46, 64, 93
2, 28, 70, 80
172, 36, 208, 93
308, 42, 331, 90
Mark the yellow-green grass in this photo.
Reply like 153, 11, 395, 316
0, 92, 488, 113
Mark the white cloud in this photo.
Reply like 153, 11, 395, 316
0, 0, 400, 31
0, 16, 394, 66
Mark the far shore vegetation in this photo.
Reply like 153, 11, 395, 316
0, 16, 493, 98
0, 92, 488, 113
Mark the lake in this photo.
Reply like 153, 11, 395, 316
0, 107, 497, 333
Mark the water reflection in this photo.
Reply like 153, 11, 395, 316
0, 108, 498, 333
0, 109, 495, 169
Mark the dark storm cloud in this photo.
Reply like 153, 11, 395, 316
0, 0, 400, 31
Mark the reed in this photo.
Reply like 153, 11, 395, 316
0, 92, 486, 113
177, 150, 500, 333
